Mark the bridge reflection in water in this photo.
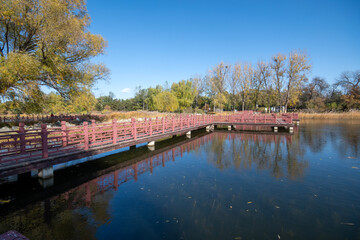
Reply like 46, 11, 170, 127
59, 132, 301, 209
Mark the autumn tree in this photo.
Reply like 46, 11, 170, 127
0, 0, 108, 104
284, 51, 311, 112
336, 70, 360, 109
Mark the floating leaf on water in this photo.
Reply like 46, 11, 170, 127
340, 222, 355, 226
188, 196, 192, 199
347, 156, 356, 159
352, 166, 359, 169
0, 199, 11, 204
277, 234, 281, 239
275, 206, 280, 209
247, 201, 252, 204
230, 206, 233, 209
234, 237, 242, 240
165, 220, 170, 223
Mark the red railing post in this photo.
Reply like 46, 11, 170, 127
41, 124, 48, 158
84, 122, 89, 150
132, 118, 137, 140
149, 118, 153, 136
61, 121, 67, 147
172, 117, 175, 132
156, 117, 159, 132
91, 120, 96, 143
162, 117, 165, 133
187, 115, 190, 127
19, 122, 26, 154
112, 119, 117, 144
254, 115, 257, 123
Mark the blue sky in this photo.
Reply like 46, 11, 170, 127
87, 0, 360, 99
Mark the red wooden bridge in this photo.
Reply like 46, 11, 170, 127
0, 112, 298, 179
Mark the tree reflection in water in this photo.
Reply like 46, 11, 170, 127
206, 132, 308, 179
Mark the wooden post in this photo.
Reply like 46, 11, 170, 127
112, 119, 117, 144
91, 120, 96, 143
19, 122, 26, 154
132, 118, 137, 140
41, 124, 48, 158
84, 122, 89, 150
61, 121, 67, 147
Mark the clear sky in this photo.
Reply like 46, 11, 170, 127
86, 0, 360, 99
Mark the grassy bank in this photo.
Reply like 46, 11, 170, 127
299, 111, 360, 119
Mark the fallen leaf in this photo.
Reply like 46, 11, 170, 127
277, 234, 281, 239
230, 206, 233, 209
352, 166, 359, 169
247, 201, 252, 204
234, 237, 242, 240
275, 206, 280, 209
341, 222, 355, 226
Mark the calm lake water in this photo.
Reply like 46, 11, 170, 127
0, 120, 359, 240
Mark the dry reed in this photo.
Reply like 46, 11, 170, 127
298, 111, 360, 119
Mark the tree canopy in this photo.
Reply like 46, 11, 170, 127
0, 0, 108, 103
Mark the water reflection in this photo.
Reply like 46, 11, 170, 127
207, 132, 307, 179
0, 121, 359, 240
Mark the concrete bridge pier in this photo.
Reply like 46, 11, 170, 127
130, 145, 136, 150
289, 127, 294, 133
147, 141, 155, 151
186, 131, 191, 138
273, 126, 278, 132
38, 167, 54, 179
228, 125, 232, 131
37, 166, 54, 188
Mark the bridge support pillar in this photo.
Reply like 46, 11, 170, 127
273, 127, 278, 132
172, 135, 177, 138
147, 141, 155, 147
38, 166, 54, 179
206, 125, 211, 132
130, 145, 136, 150
289, 127, 294, 133
186, 131, 191, 138
148, 145, 155, 151
228, 125, 232, 131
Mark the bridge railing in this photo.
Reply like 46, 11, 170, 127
0, 113, 295, 164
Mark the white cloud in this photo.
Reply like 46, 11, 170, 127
121, 88, 131, 93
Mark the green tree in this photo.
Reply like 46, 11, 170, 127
0, 0, 108, 104
171, 80, 195, 111
153, 91, 179, 112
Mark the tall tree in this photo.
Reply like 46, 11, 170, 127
271, 53, 287, 111
229, 64, 241, 111
239, 63, 253, 111
153, 91, 179, 112
284, 51, 311, 112
0, 0, 108, 103
209, 62, 230, 111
